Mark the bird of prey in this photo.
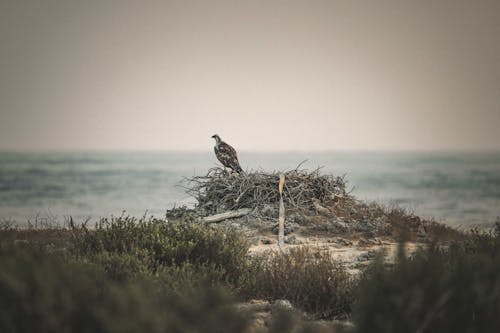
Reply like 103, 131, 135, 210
211, 134, 243, 173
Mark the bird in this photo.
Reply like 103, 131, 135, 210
211, 134, 243, 173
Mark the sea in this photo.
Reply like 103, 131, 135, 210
1, 151, 499, 228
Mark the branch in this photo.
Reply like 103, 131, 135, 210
201, 208, 252, 223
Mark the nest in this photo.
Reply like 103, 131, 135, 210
185, 167, 351, 216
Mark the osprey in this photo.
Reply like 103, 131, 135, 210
211, 134, 243, 173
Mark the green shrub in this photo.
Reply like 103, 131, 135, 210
353, 226, 500, 332
71, 216, 250, 284
0, 244, 250, 333
80, 250, 153, 282
242, 247, 354, 318
157, 262, 230, 292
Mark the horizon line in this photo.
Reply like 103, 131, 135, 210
1, 148, 500, 154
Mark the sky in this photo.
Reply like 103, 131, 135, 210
1, 0, 499, 152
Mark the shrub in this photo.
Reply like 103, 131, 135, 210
353, 226, 500, 332
80, 250, 153, 282
71, 216, 250, 284
242, 246, 354, 318
0, 244, 250, 333
157, 262, 230, 292
383, 206, 464, 242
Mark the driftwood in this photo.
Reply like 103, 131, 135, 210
201, 208, 252, 223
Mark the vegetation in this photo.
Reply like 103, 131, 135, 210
242, 246, 354, 319
354, 223, 500, 333
0, 244, 248, 333
381, 206, 465, 242
1, 214, 499, 332
71, 216, 249, 285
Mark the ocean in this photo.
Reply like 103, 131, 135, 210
1, 151, 499, 227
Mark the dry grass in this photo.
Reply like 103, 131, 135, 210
382, 206, 465, 242
241, 246, 355, 319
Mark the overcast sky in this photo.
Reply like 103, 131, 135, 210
1, 0, 499, 151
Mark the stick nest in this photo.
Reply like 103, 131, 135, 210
185, 167, 351, 216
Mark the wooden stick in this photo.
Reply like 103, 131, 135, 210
278, 174, 285, 248
201, 208, 252, 223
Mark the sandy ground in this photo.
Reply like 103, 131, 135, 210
248, 231, 423, 273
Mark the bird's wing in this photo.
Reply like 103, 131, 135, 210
215, 143, 235, 166
217, 142, 242, 172
221, 142, 237, 156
